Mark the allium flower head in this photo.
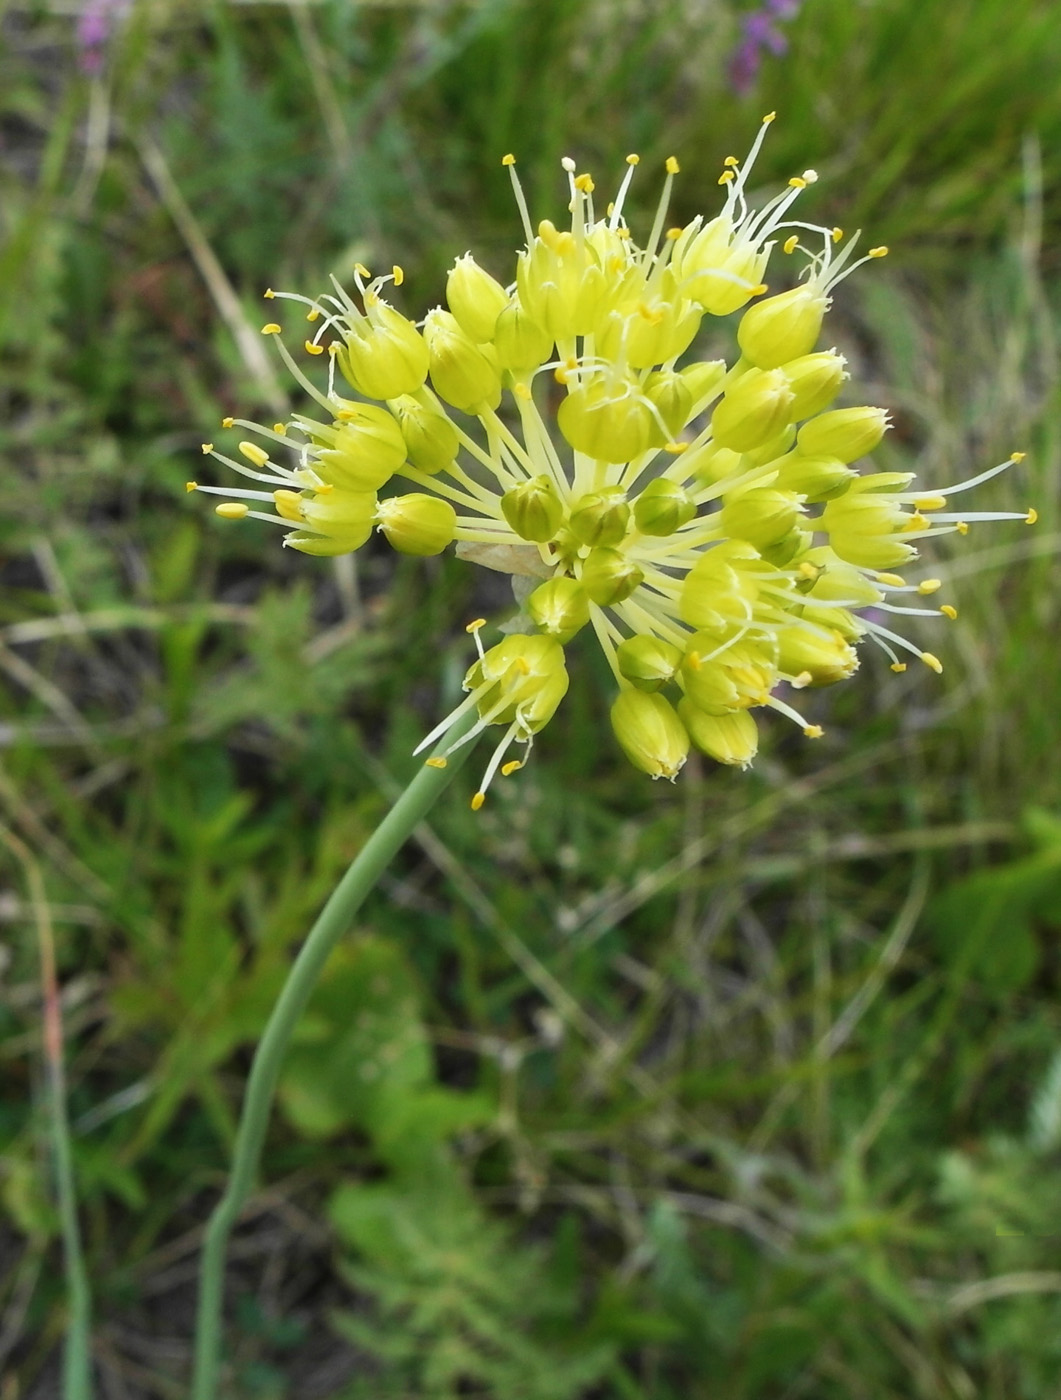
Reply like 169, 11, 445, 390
192, 115, 1034, 807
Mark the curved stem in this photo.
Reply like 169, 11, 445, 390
190, 714, 480, 1400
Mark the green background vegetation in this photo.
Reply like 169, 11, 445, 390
2, 0, 1061, 1395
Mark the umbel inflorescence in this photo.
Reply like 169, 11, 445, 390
192, 115, 1033, 807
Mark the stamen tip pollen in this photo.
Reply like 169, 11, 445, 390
940, 604, 958, 619
471, 792, 486, 811
502, 153, 516, 166
424, 757, 448, 769
1026, 507, 1039, 525
261, 322, 282, 335
665, 156, 680, 175
920, 652, 944, 674
890, 662, 908, 673
803, 725, 824, 739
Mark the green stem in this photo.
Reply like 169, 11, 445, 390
190, 716, 480, 1400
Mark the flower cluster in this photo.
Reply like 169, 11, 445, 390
192, 115, 1033, 807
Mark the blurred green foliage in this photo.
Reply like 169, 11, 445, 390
2, 0, 1061, 1396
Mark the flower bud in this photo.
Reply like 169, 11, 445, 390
313, 403, 407, 490
288, 488, 377, 550
820, 473, 919, 568
642, 369, 693, 438
783, 350, 847, 420
773, 450, 855, 501
777, 624, 859, 685
423, 309, 502, 414
492, 296, 553, 372
798, 548, 883, 607
500, 475, 564, 543
796, 406, 890, 463
284, 532, 359, 557
760, 526, 810, 567
337, 303, 429, 400
568, 487, 631, 547
580, 546, 644, 605
526, 577, 590, 642
616, 635, 683, 692
633, 478, 696, 536
678, 699, 758, 767
737, 286, 827, 369
557, 377, 661, 463
376, 492, 456, 556
711, 368, 795, 453
610, 689, 689, 780
446, 254, 509, 343
720, 488, 801, 549
390, 392, 460, 475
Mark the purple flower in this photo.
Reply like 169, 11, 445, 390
76, 0, 127, 75
728, 0, 802, 94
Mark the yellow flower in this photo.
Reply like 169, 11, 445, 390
193, 118, 1034, 805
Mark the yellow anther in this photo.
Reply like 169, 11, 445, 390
723, 155, 740, 167
763, 111, 777, 123
718, 170, 735, 185
501, 760, 523, 777
663, 442, 688, 455
327, 342, 338, 355
788, 176, 807, 189
261, 323, 281, 335
554, 366, 569, 385
665, 227, 682, 240
392, 264, 404, 286
263, 288, 275, 299
890, 661, 907, 673
792, 670, 813, 688
956, 521, 969, 535
940, 604, 958, 619
831, 227, 844, 242
1011, 450, 1026, 463
471, 792, 486, 811
1026, 507, 1039, 525
915, 495, 947, 510
626, 153, 640, 165
513, 381, 532, 400
877, 572, 905, 587
201, 443, 214, 454
502, 153, 516, 165
424, 756, 448, 769
466, 618, 487, 633
616, 227, 631, 239
751, 283, 769, 295
783, 234, 799, 254
239, 441, 269, 467
314, 482, 334, 493
334, 408, 356, 421
920, 652, 944, 674
221, 416, 235, 428
306, 309, 320, 322
574, 173, 595, 193
606, 201, 615, 215
797, 561, 820, 580
355, 262, 371, 279
904, 513, 928, 531
685, 651, 702, 671
272, 489, 302, 520
215, 502, 249, 520
917, 578, 942, 594
665, 156, 680, 175
304, 340, 324, 355
803, 725, 824, 739
185, 481, 198, 492
868, 246, 889, 258
273, 422, 287, 434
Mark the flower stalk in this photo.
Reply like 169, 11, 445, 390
190, 713, 480, 1400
